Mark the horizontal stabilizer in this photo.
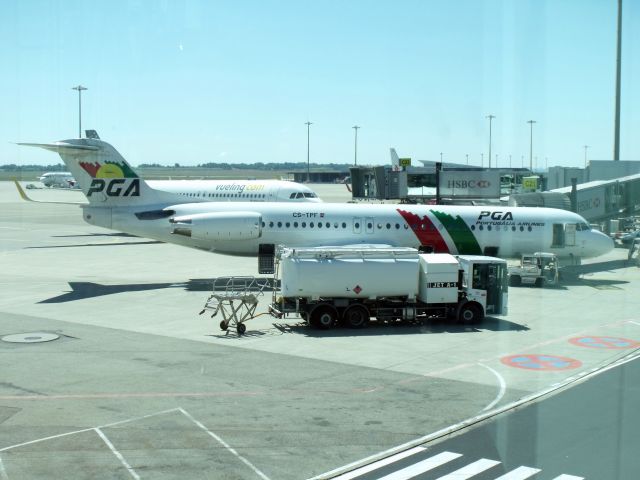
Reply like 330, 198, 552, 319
17, 142, 100, 154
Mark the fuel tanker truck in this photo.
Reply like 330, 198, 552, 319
268, 247, 508, 329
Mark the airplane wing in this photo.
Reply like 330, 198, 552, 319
13, 180, 87, 205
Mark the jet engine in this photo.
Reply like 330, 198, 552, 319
170, 211, 262, 241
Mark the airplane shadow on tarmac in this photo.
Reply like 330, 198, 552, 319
37, 280, 529, 335
38, 277, 278, 303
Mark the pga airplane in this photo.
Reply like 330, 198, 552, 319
19, 137, 613, 263
26, 132, 320, 204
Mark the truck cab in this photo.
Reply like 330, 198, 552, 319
457, 256, 509, 317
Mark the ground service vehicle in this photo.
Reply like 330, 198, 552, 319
268, 247, 508, 329
508, 252, 559, 287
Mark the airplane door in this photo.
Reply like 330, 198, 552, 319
353, 217, 362, 234
565, 223, 576, 246
552, 223, 565, 247
365, 217, 374, 234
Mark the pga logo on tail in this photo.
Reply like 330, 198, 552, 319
87, 178, 140, 197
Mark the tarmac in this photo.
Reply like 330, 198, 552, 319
1, 181, 639, 479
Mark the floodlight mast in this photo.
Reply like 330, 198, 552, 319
72, 85, 88, 138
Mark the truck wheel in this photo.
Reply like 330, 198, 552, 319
457, 303, 483, 325
220, 320, 228, 331
310, 305, 338, 330
509, 275, 521, 287
343, 305, 370, 329
236, 323, 246, 335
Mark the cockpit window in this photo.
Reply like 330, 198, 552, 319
303, 192, 317, 198
289, 193, 296, 199
577, 223, 591, 231
296, 192, 304, 198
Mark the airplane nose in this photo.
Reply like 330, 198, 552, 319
591, 230, 614, 257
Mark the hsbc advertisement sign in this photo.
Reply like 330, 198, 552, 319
439, 171, 501, 198
576, 186, 606, 218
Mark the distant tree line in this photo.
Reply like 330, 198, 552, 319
1, 162, 353, 171
138, 162, 352, 171
0, 163, 67, 171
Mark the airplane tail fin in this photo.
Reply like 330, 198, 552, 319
18, 137, 174, 206
390, 148, 400, 166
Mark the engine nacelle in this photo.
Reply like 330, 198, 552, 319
171, 211, 262, 241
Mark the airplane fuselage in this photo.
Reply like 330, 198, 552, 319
84, 201, 614, 261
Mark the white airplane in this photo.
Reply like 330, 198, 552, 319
19, 137, 614, 264
26, 133, 320, 204
39, 171, 77, 188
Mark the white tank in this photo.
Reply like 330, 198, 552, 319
417, 254, 460, 304
279, 248, 420, 299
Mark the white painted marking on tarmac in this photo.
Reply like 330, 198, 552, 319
628, 320, 640, 327
178, 407, 271, 480
493, 466, 541, 479
94, 428, 140, 480
375, 451, 462, 480
551, 475, 584, 480
0, 426, 94, 452
434, 458, 500, 479
0, 456, 9, 480
0, 407, 180, 452
478, 364, 506, 412
332, 446, 426, 479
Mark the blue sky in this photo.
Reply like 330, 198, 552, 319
1, 0, 638, 169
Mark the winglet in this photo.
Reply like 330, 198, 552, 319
13, 179, 33, 202
13, 179, 84, 205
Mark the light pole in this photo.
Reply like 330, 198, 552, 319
72, 85, 87, 138
495, 154, 498, 168
305, 121, 312, 183
352, 125, 360, 166
481, 153, 484, 168
440, 152, 443, 162
584, 145, 590, 168
527, 120, 536, 171
486, 114, 495, 168
509, 154, 512, 168
613, 0, 622, 161
465, 154, 469, 165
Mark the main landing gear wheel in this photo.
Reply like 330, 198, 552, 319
236, 323, 247, 335
220, 321, 228, 331
310, 305, 338, 330
343, 304, 370, 329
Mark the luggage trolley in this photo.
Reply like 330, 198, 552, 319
199, 277, 272, 335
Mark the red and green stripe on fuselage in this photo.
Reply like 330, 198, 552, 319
397, 208, 482, 255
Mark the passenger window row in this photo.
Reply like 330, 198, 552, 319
181, 192, 267, 198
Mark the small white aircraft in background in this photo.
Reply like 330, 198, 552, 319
19, 135, 614, 264
39, 171, 77, 188
26, 131, 320, 204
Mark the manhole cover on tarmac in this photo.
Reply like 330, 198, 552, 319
2, 332, 60, 343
